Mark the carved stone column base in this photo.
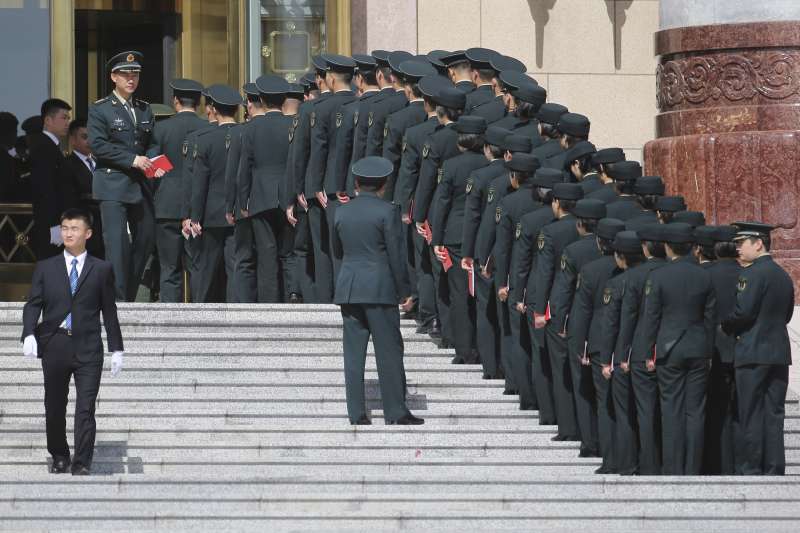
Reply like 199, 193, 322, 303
644, 21, 800, 295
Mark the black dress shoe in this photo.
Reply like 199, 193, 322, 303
71, 465, 90, 476
416, 324, 433, 335
350, 416, 372, 425
437, 340, 454, 349
386, 414, 424, 425
429, 327, 442, 339
519, 404, 537, 411
551, 434, 572, 442
288, 293, 303, 304
451, 356, 465, 364
594, 466, 614, 475
579, 448, 602, 458
49, 456, 70, 474
539, 419, 557, 426
401, 311, 417, 320
502, 388, 519, 396
463, 350, 481, 365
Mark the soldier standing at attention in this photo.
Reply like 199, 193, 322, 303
722, 222, 794, 475
334, 156, 422, 426
88, 51, 161, 301
149, 78, 206, 302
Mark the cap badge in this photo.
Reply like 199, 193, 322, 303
126, 53, 135, 62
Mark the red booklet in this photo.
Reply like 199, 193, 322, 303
144, 155, 173, 179
468, 267, 475, 297
441, 248, 453, 272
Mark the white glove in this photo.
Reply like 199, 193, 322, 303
110, 351, 124, 377
23, 335, 37, 358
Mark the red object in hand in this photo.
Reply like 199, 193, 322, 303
441, 249, 453, 272
144, 155, 173, 178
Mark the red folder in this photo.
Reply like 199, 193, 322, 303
144, 155, 174, 179
422, 221, 433, 245
468, 267, 475, 297
441, 248, 453, 272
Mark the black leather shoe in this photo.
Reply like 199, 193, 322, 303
502, 388, 519, 396
451, 356, 465, 364
437, 340, 454, 349
386, 414, 424, 425
49, 456, 70, 474
463, 350, 481, 364
594, 466, 613, 475
401, 311, 417, 321
288, 293, 303, 304
539, 419, 557, 426
71, 465, 90, 476
579, 449, 602, 458
551, 434, 569, 442
519, 404, 537, 411
350, 416, 372, 425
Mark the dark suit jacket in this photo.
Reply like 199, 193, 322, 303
192, 123, 240, 227
29, 133, 79, 227
431, 150, 488, 246
723, 255, 794, 367
642, 255, 716, 363
333, 192, 410, 305
238, 113, 292, 216
22, 253, 123, 362
65, 153, 93, 196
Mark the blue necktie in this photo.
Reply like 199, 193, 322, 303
65, 258, 78, 330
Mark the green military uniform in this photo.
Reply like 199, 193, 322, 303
87, 51, 156, 301
148, 78, 207, 302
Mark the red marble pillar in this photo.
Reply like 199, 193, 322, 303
645, 21, 800, 293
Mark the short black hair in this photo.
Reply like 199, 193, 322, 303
475, 68, 495, 82
513, 100, 540, 120
536, 187, 553, 204
617, 180, 636, 195
376, 66, 392, 83
540, 122, 560, 140
406, 82, 423, 99
68, 118, 87, 136
261, 94, 286, 109
658, 211, 675, 224
714, 241, 738, 259
357, 69, 378, 86
571, 154, 593, 175
619, 250, 646, 268
177, 94, 201, 108
577, 218, 598, 234
485, 143, 503, 159
0, 111, 18, 147
60, 208, 93, 229
667, 241, 693, 256
246, 93, 262, 105
436, 105, 463, 123
597, 236, 614, 255
213, 103, 238, 118
638, 194, 659, 210
644, 240, 666, 258
329, 71, 353, 85
697, 244, 716, 262
41, 98, 72, 120
457, 133, 485, 153
356, 177, 385, 192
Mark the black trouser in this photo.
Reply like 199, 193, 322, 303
657, 357, 708, 475
279, 213, 298, 298
232, 217, 257, 303
431, 247, 451, 343
99, 197, 155, 301
251, 208, 286, 303
630, 360, 661, 475
32, 216, 61, 260
292, 206, 317, 302
508, 307, 535, 409
83, 202, 105, 259
475, 272, 500, 377
190, 226, 236, 303
612, 363, 637, 474
549, 326, 580, 439
405, 223, 418, 311
308, 199, 334, 303
592, 358, 615, 472
413, 230, 436, 327
527, 313, 556, 425
735, 364, 789, 475
41, 333, 103, 469
496, 298, 514, 391
445, 246, 476, 361
704, 355, 739, 475
155, 219, 185, 303
340, 303, 410, 423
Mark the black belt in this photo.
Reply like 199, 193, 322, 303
57, 327, 72, 336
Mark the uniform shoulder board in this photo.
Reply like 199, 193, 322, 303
135, 98, 149, 109
495, 206, 502, 224
93, 96, 109, 105
465, 177, 474, 194
515, 222, 522, 240
603, 287, 612, 305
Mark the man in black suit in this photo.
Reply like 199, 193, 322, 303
21, 208, 123, 476
65, 118, 104, 259
333, 156, 421, 426
29, 99, 79, 260
723, 222, 795, 475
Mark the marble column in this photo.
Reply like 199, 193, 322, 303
645, 1, 800, 292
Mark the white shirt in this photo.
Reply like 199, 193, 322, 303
73, 150, 95, 172
59, 250, 87, 329
113, 90, 136, 125
42, 130, 60, 146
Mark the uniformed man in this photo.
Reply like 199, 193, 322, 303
382, 59, 436, 200
365, 51, 410, 157
440, 50, 476, 94
188, 85, 241, 302
493, 153, 543, 407
432, 115, 490, 365
654, 195, 687, 224
722, 222, 794, 475
673, 210, 706, 228
568, 217, 626, 473
544, 112, 589, 171
704, 225, 741, 474
562, 141, 599, 194
491, 72, 545, 142
88, 51, 158, 301
223, 82, 262, 303
530, 103, 568, 164
148, 78, 207, 302
394, 75, 453, 337
413, 87, 466, 348
305, 54, 357, 303
604, 161, 645, 221
533, 182, 585, 441
510, 169, 561, 422
598, 229, 646, 475
333, 156, 422, 425
283, 83, 304, 117
461, 125, 511, 379
585, 147, 626, 204
238, 75, 294, 302
463, 48, 506, 123
641, 222, 715, 475
549, 199, 608, 456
